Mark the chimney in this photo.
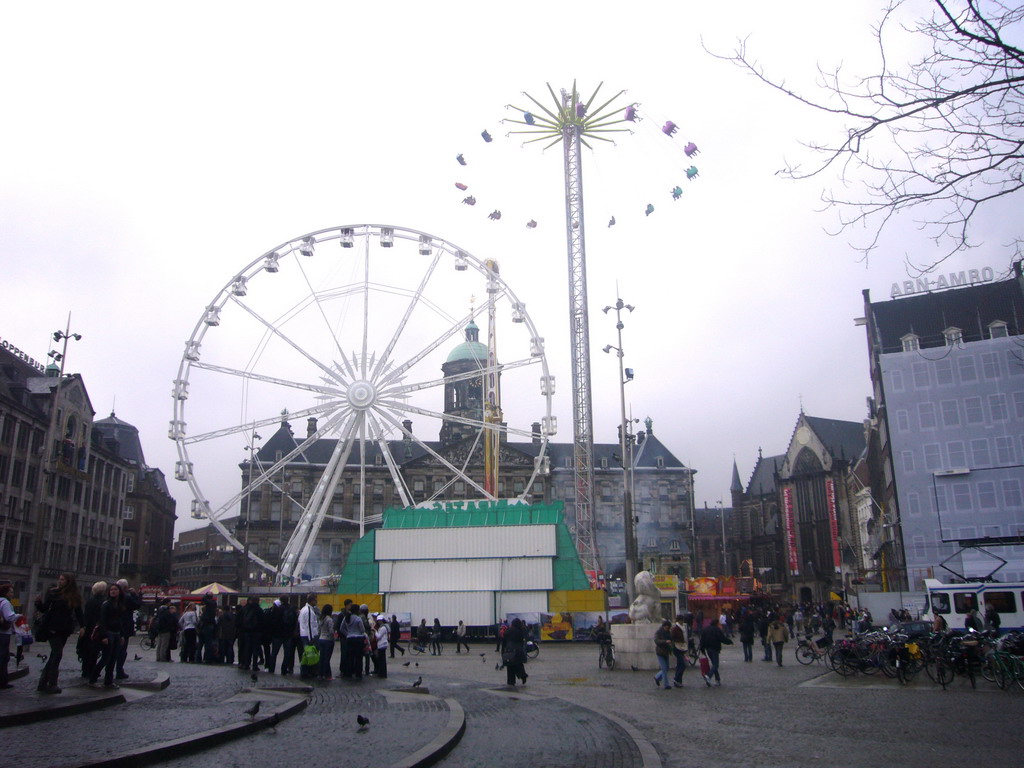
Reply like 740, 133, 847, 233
402, 419, 413, 436
531, 422, 541, 446
307, 417, 318, 438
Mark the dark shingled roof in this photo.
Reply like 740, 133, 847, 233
93, 412, 147, 466
747, 454, 784, 497
870, 276, 1024, 352
804, 416, 866, 465
255, 421, 691, 471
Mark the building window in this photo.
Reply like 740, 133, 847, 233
374, 454, 383, 466
656, 457, 665, 468
901, 334, 920, 352
989, 321, 1009, 338
989, 393, 1009, 421
890, 370, 905, 391
978, 482, 998, 510
952, 483, 973, 511
935, 360, 954, 386
958, 356, 978, 383
600, 457, 608, 469
895, 410, 910, 431
946, 438, 962, 468
120, 537, 131, 564
982, 352, 1001, 379
901, 451, 916, 473
122, 505, 134, 520
940, 400, 960, 427
943, 327, 963, 345
917, 403, 937, 429
912, 362, 929, 388
907, 492, 921, 516
1002, 479, 1023, 508
971, 439, 991, 467
963, 397, 984, 424
923, 444, 942, 471
994, 436, 1015, 465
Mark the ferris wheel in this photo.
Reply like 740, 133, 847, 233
170, 224, 554, 583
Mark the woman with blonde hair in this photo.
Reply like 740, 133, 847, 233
33, 572, 84, 693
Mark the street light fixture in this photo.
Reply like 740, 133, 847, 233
242, 430, 262, 590
603, 297, 638, 597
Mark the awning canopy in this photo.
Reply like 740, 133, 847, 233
190, 582, 239, 596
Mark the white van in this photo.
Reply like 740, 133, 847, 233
922, 578, 1024, 632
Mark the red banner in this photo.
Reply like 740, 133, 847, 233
783, 486, 799, 576
825, 477, 841, 574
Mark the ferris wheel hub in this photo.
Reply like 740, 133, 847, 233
346, 379, 377, 410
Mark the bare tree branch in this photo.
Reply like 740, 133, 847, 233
707, 0, 1024, 271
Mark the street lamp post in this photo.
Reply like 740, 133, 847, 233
242, 430, 261, 591
602, 297, 637, 598
29, 315, 82, 597
717, 500, 728, 576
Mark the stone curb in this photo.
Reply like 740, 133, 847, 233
391, 697, 465, 768
63, 694, 309, 768
0, 689, 126, 728
119, 672, 170, 692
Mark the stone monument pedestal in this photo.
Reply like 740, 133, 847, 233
610, 622, 659, 671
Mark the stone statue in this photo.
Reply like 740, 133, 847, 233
628, 570, 660, 623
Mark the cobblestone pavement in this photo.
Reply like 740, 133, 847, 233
3, 638, 1023, 768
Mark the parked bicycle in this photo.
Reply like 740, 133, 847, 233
598, 640, 615, 670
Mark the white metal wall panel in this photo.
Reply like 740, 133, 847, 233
386, 591, 494, 626
494, 591, 548, 616
379, 558, 553, 593
376, 526, 556, 560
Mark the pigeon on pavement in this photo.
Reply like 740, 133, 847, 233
244, 701, 261, 719
412, 676, 422, 688
357, 715, 369, 731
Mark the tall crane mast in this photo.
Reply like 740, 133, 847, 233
506, 82, 631, 581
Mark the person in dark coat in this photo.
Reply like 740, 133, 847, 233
738, 612, 756, 662
90, 583, 127, 688
501, 618, 528, 686
154, 600, 175, 662
389, 614, 405, 658
758, 611, 772, 661
115, 579, 142, 678
698, 617, 733, 686
217, 606, 237, 665
80, 580, 107, 680
239, 597, 264, 670
198, 593, 218, 664
267, 596, 297, 674
34, 572, 84, 694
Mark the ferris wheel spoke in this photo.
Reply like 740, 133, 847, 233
228, 295, 342, 385
378, 398, 535, 441
292, 254, 362, 370
190, 361, 344, 399
374, 408, 492, 500
211, 407, 354, 519
183, 402, 341, 445
384, 356, 539, 399
378, 305, 486, 389
280, 413, 361, 578
361, 233, 371, 378
366, 412, 413, 508
372, 250, 443, 381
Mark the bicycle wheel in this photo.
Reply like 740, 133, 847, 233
526, 643, 539, 660
934, 659, 954, 689
831, 648, 857, 677
796, 644, 815, 666
140, 635, 155, 651
598, 646, 607, 669
605, 646, 616, 671
686, 647, 699, 667
981, 653, 998, 683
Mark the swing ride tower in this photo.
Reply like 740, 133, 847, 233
506, 83, 631, 584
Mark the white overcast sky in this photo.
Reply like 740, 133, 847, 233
1, 1, 1012, 537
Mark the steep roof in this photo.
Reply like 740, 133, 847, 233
805, 415, 865, 464
747, 453, 784, 497
93, 412, 147, 466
